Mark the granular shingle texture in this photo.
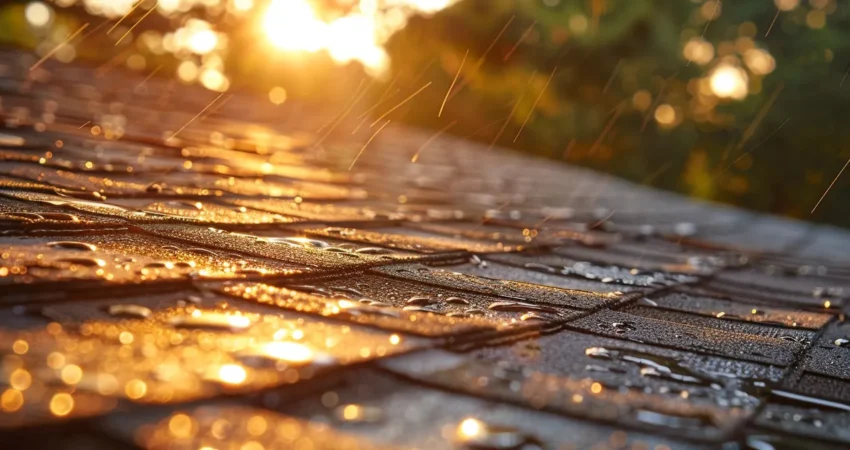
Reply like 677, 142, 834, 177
2, 49, 850, 449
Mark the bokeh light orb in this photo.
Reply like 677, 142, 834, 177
25, 2, 52, 28
709, 64, 749, 100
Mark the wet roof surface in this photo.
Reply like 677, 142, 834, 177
2, 49, 850, 449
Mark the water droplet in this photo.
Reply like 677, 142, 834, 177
167, 311, 254, 331
637, 298, 658, 307
635, 409, 712, 429
238, 341, 335, 368
834, 338, 850, 348
406, 296, 436, 306
599, 321, 636, 334
39, 213, 80, 222
778, 335, 810, 346
464, 308, 486, 316
322, 247, 351, 253
46, 241, 97, 252
523, 262, 556, 273
186, 247, 219, 257
585, 347, 612, 359
585, 346, 709, 386
402, 305, 436, 312
0, 133, 25, 146
455, 418, 540, 449
445, 297, 470, 305
270, 237, 330, 249
520, 312, 547, 321
354, 247, 393, 255
57, 257, 106, 267
673, 222, 697, 236
770, 389, 850, 413
333, 404, 383, 423
330, 287, 364, 298
107, 304, 152, 319
368, 300, 392, 308
288, 284, 335, 297
487, 301, 558, 314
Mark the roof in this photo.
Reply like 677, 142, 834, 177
1, 48, 850, 449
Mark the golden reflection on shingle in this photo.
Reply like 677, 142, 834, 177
141, 407, 392, 450
0, 304, 419, 426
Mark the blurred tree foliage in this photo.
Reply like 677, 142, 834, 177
384, 0, 850, 227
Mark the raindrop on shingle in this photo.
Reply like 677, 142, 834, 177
332, 287, 365, 298
271, 237, 330, 248
610, 322, 636, 333
673, 222, 697, 236
107, 304, 152, 319
520, 312, 547, 321
368, 301, 392, 308
445, 296, 470, 305
455, 418, 540, 450
637, 298, 658, 307
333, 404, 383, 424
0, 133, 25, 146
57, 257, 105, 267
834, 338, 850, 348
187, 247, 219, 257
585, 347, 613, 359
46, 241, 97, 252
167, 311, 253, 331
354, 247, 393, 255
406, 296, 436, 306
238, 341, 335, 368
488, 302, 558, 314
40, 213, 79, 221
779, 335, 810, 345
322, 247, 351, 253
635, 409, 712, 429
523, 262, 556, 273
402, 305, 434, 312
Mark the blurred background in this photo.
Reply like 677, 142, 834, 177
2, 0, 850, 227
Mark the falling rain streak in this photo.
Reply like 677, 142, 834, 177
812, 157, 850, 214
115, 1, 159, 46
167, 92, 226, 140
370, 82, 432, 127
412, 120, 457, 163
30, 23, 89, 72
350, 119, 391, 170
439, 50, 468, 117
514, 67, 556, 142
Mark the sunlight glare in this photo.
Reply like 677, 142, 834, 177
262, 0, 457, 76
